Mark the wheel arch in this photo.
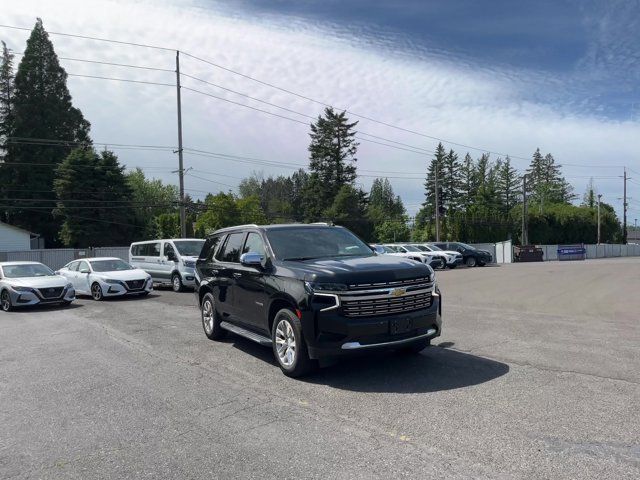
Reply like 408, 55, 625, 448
267, 295, 298, 334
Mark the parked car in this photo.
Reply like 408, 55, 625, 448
129, 238, 205, 291
57, 257, 152, 300
372, 244, 425, 263
432, 242, 493, 267
0, 261, 75, 311
196, 223, 442, 377
413, 244, 463, 269
392, 243, 447, 269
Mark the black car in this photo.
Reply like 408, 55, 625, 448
432, 242, 492, 267
196, 224, 442, 377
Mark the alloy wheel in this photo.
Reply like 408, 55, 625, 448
172, 275, 181, 292
91, 283, 103, 300
202, 298, 214, 335
1, 291, 10, 311
275, 319, 296, 367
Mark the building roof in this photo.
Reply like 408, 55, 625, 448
0, 221, 38, 237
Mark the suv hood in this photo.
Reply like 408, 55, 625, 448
279, 255, 432, 284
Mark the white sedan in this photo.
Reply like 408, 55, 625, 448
58, 257, 152, 301
0, 261, 76, 311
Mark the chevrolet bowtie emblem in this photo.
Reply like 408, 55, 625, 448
391, 288, 406, 297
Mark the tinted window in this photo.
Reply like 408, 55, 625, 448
164, 242, 176, 259
173, 240, 205, 256
140, 242, 161, 256
131, 244, 140, 256
201, 235, 223, 261
218, 233, 245, 263
243, 232, 266, 257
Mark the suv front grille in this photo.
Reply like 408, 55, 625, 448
340, 277, 434, 317
38, 287, 64, 299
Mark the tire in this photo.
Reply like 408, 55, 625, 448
465, 256, 477, 267
1, 290, 13, 312
91, 282, 104, 301
172, 273, 184, 292
271, 308, 316, 378
478, 261, 486, 267
201, 292, 227, 340
448, 264, 457, 269
396, 338, 431, 354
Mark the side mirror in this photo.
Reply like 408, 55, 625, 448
240, 252, 264, 267
372, 245, 385, 254
80, 268, 90, 274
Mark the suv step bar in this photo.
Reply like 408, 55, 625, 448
220, 321, 272, 346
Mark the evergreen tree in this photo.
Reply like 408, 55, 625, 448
0, 41, 14, 160
497, 156, 521, 214
324, 184, 371, 239
441, 149, 462, 215
459, 153, 477, 211
54, 148, 134, 247
526, 149, 573, 211
422, 142, 447, 225
368, 178, 405, 224
304, 107, 358, 220
582, 178, 597, 208
3, 19, 91, 245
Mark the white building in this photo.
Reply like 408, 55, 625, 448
0, 222, 39, 251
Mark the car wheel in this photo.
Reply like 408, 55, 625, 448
448, 264, 457, 269
478, 261, 486, 267
172, 273, 184, 292
397, 338, 431, 354
91, 283, 104, 301
201, 292, 226, 340
272, 308, 316, 378
465, 256, 477, 267
1, 290, 13, 312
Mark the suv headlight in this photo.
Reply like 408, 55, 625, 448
65, 283, 73, 290
426, 266, 436, 283
304, 282, 348, 293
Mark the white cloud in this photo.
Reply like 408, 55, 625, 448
2, 0, 639, 218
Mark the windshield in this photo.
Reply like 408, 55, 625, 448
426, 244, 443, 251
173, 240, 205, 256
413, 245, 430, 252
385, 245, 401, 252
382, 246, 397, 253
402, 245, 422, 252
2, 263, 55, 278
90, 259, 133, 272
267, 227, 373, 261
457, 242, 476, 250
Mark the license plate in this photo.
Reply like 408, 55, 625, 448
389, 317, 413, 335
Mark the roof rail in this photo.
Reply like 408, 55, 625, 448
310, 222, 334, 226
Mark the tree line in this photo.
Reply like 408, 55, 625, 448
0, 20, 623, 248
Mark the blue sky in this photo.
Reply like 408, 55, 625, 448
3, 0, 640, 219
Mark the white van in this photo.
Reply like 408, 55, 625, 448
129, 238, 205, 292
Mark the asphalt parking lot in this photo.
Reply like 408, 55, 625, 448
1, 258, 639, 479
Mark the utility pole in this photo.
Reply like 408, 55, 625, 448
623, 168, 627, 244
521, 174, 528, 245
175, 50, 186, 238
597, 194, 602, 244
434, 162, 440, 242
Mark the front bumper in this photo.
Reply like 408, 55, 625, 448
447, 256, 463, 266
10, 286, 75, 307
179, 268, 197, 286
101, 279, 153, 297
303, 293, 442, 359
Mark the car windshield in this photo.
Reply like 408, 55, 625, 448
427, 244, 443, 251
457, 242, 476, 250
384, 245, 401, 252
173, 240, 205, 256
382, 246, 396, 253
413, 245, 430, 252
402, 245, 422, 252
90, 259, 133, 272
267, 227, 373, 261
2, 263, 55, 278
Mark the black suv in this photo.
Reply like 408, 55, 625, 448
432, 242, 492, 267
196, 224, 442, 377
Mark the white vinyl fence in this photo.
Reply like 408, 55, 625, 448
0, 247, 130, 270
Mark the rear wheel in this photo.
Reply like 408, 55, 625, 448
1, 290, 13, 312
272, 308, 316, 378
465, 256, 477, 267
91, 283, 104, 301
172, 273, 184, 292
201, 292, 226, 340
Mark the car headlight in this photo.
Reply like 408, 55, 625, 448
65, 283, 73, 290
304, 282, 348, 293
12, 286, 33, 292
104, 279, 123, 285
426, 266, 436, 283
183, 260, 196, 268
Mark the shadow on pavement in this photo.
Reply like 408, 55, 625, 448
230, 336, 509, 393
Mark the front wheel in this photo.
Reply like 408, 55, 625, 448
272, 309, 316, 378
91, 283, 104, 301
465, 256, 477, 267
172, 273, 184, 292
1, 290, 13, 312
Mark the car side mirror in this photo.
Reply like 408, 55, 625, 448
240, 252, 264, 268
80, 268, 90, 274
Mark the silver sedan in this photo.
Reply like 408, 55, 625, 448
0, 261, 76, 312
